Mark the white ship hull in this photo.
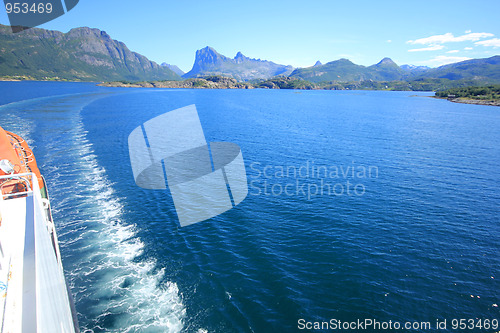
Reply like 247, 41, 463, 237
0, 127, 78, 332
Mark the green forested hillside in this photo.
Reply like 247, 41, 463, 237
290, 56, 500, 85
0, 24, 180, 82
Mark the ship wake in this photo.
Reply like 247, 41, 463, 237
0, 93, 185, 332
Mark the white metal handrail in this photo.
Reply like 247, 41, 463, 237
0, 173, 35, 200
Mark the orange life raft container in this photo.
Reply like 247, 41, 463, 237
0, 126, 45, 197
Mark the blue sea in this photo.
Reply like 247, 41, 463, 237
0, 81, 498, 332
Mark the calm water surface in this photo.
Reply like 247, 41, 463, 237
0, 81, 498, 332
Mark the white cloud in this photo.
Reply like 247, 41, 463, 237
475, 38, 500, 48
458, 32, 495, 42
407, 33, 453, 45
387, 40, 392, 43
465, 30, 471, 34
407, 32, 494, 45
446, 50, 459, 53
428, 55, 472, 66
464, 47, 473, 50
408, 45, 444, 52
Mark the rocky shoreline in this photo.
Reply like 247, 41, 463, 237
433, 96, 500, 107
99, 77, 254, 89
100, 81, 498, 106
448, 97, 500, 107
98, 76, 320, 90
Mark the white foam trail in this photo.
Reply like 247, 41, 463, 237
0, 94, 186, 332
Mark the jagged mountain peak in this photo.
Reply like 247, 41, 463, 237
188, 46, 228, 74
234, 51, 250, 63
196, 46, 224, 60
198, 46, 218, 54
183, 46, 294, 81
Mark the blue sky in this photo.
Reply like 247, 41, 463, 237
1, 0, 499, 72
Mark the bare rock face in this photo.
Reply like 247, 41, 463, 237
183, 46, 294, 81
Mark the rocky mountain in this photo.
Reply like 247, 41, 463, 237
161, 63, 184, 76
416, 56, 500, 82
183, 46, 294, 81
0, 24, 180, 81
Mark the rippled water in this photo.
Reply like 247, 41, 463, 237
0, 82, 498, 332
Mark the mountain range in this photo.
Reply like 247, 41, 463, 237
290, 56, 500, 84
0, 24, 499, 86
182, 46, 294, 81
289, 57, 404, 82
419, 56, 500, 82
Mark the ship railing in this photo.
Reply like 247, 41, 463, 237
0, 172, 34, 200
0, 172, 76, 332
0, 173, 59, 258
